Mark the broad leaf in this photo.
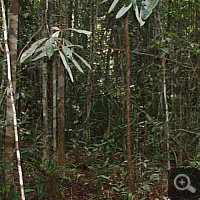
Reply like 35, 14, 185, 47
32, 51, 46, 61
67, 28, 92, 36
45, 37, 55, 60
146, 114, 153, 122
101, 0, 108, 3
34, 45, 46, 54
63, 39, 83, 49
59, 50, 74, 82
20, 38, 47, 64
67, 45, 83, 49
71, 57, 84, 73
116, 3, 132, 19
161, 47, 169, 54
141, 184, 151, 192
62, 45, 72, 59
135, 5, 145, 27
108, 0, 120, 14
51, 27, 60, 31
128, 193, 133, 200
24, 189, 35, 193
131, 0, 137, 9
52, 31, 60, 38
74, 52, 91, 69
145, 0, 159, 12
141, 4, 152, 20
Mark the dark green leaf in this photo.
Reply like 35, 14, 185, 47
141, 4, 152, 20
161, 47, 169, 54
45, 37, 55, 60
24, 189, 35, 193
36, 183, 43, 197
145, 0, 159, 12
146, 114, 153, 122
130, 0, 137, 9
128, 193, 133, 200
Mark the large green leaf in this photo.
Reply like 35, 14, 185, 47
62, 45, 73, 59
67, 44, 83, 49
108, 0, 120, 14
32, 51, 46, 61
34, 44, 46, 54
141, 4, 152, 20
20, 38, 47, 64
131, 0, 137, 9
116, 3, 132, 19
71, 57, 84, 73
52, 30, 60, 38
67, 28, 92, 36
146, 114, 153, 122
59, 50, 74, 82
74, 52, 91, 69
161, 47, 169, 54
145, 0, 159, 12
51, 27, 60, 31
135, 5, 145, 27
45, 37, 55, 60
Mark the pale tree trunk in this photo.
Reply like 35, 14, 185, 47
4, 0, 18, 191
49, 0, 57, 166
125, 12, 134, 192
1, 0, 25, 199
58, 0, 66, 166
157, 6, 170, 169
162, 54, 170, 169
41, 0, 49, 167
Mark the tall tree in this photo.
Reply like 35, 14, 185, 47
42, 0, 49, 168
4, 0, 18, 191
58, 0, 66, 166
125, 12, 134, 192
42, 61, 49, 166
2, 0, 25, 199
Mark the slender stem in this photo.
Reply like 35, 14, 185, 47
125, 12, 134, 192
162, 54, 170, 169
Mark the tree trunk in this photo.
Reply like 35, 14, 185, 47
125, 12, 134, 192
58, 0, 66, 166
4, 0, 18, 191
42, 61, 49, 167
2, 0, 25, 199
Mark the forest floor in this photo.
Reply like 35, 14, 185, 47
10, 141, 169, 200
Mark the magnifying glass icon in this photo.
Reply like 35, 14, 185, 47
174, 174, 196, 193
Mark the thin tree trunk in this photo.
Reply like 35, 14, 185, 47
1, 0, 25, 199
162, 54, 170, 169
4, 0, 17, 191
42, 62, 49, 166
125, 12, 134, 192
53, 60, 57, 164
58, 0, 66, 166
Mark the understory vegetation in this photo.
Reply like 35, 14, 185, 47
0, 0, 200, 199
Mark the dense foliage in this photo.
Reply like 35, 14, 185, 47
0, 0, 199, 199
